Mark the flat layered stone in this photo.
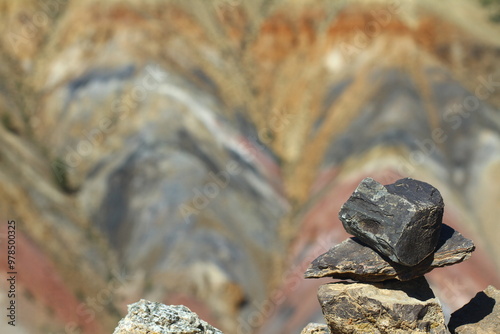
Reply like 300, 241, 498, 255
448, 285, 500, 333
318, 277, 448, 333
339, 177, 444, 266
305, 224, 474, 281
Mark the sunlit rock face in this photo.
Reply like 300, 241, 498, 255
0, 0, 500, 333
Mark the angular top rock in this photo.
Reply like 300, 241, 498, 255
339, 177, 444, 266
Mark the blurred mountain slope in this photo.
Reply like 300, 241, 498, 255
0, 0, 499, 333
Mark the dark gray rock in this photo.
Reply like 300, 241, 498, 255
448, 285, 500, 333
113, 299, 224, 334
305, 224, 474, 281
339, 177, 444, 266
318, 277, 449, 334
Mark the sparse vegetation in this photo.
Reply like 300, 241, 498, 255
480, 0, 500, 22
1, 113, 13, 131
51, 156, 73, 193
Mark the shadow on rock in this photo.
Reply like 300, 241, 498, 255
448, 289, 496, 332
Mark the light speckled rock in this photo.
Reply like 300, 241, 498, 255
318, 277, 449, 334
449, 285, 500, 334
300, 322, 329, 334
113, 300, 223, 334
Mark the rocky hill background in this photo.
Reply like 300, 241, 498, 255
0, 0, 500, 333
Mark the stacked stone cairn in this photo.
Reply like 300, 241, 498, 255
304, 177, 476, 334
110, 177, 499, 334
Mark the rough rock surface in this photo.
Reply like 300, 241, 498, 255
339, 177, 444, 266
113, 300, 223, 334
1, 1, 500, 334
300, 323, 329, 334
448, 285, 500, 333
305, 224, 475, 281
318, 277, 449, 334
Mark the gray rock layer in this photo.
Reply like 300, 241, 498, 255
318, 277, 449, 334
113, 299, 223, 334
339, 177, 444, 266
449, 285, 500, 333
305, 224, 474, 281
